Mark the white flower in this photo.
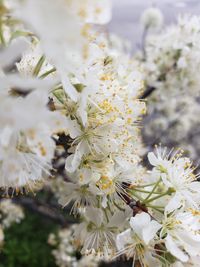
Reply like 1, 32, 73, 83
75, 207, 128, 255
16, 43, 54, 78
0, 39, 28, 70
78, 254, 100, 267
0, 86, 67, 190
139, 15, 200, 161
0, 199, 24, 228
141, 7, 164, 29
148, 148, 200, 213
15, 0, 85, 101
49, 225, 102, 267
69, 0, 112, 25
116, 212, 161, 267
64, 116, 119, 173
58, 182, 101, 215
161, 210, 200, 263
177, 57, 187, 69
48, 226, 77, 267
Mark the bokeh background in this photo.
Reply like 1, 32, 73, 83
109, 0, 200, 49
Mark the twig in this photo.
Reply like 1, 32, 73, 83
140, 86, 156, 99
12, 196, 75, 226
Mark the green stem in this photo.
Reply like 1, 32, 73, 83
130, 188, 160, 194
107, 198, 114, 215
133, 182, 157, 188
33, 55, 45, 76
103, 208, 109, 223
39, 67, 56, 79
130, 191, 144, 202
113, 201, 125, 212
144, 190, 171, 204
146, 204, 164, 213
151, 208, 163, 214
97, 196, 100, 208
143, 178, 161, 202
0, 21, 6, 46
146, 204, 164, 209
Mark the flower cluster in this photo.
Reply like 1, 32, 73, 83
137, 14, 200, 160
0, 199, 24, 228
48, 226, 101, 267
1, 1, 200, 266
116, 147, 200, 267
0, 0, 145, 256
141, 7, 164, 30
0, 0, 113, 193
0, 199, 25, 246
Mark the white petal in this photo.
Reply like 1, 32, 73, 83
65, 117, 82, 139
85, 207, 103, 227
62, 75, 79, 102
148, 152, 159, 166
165, 193, 182, 213
65, 153, 82, 173
77, 93, 88, 126
108, 211, 128, 228
165, 235, 189, 262
143, 220, 161, 245
130, 212, 151, 238
0, 39, 28, 68
116, 229, 132, 251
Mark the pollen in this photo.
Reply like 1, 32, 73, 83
97, 175, 114, 192
127, 118, 132, 124
188, 208, 200, 216
38, 143, 47, 156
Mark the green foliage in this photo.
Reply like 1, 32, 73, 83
0, 210, 58, 267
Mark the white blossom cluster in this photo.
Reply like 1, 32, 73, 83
1, 1, 200, 266
116, 147, 200, 267
0, 199, 24, 228
138, 14, 200, 160
0, 199, 25, 246
141, 7, 164, 30
48, 226, 101, 267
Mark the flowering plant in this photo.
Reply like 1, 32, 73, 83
0, 1, 200, 267
138, 12, 200, 161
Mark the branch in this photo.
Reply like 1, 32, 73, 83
140, 86, 156, 99
12, 196, 75, 226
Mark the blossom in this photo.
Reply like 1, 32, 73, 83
3, 1, 200, 265
160, 211, 200, 263
0, 199, 25, 248
0, 87, 66, 190
116, 212, 161, 267
75, 207, 129, 256
58, 182, 101, 215
148, 148, 200, 213
0, 199, 24, 228
15, 0, 85, 101
138, 15, 200, 162
69, 0, 112, 25
48, 226, 102, 267
141, 7, 164, 29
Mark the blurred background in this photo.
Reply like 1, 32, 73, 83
109, 0, 200, 49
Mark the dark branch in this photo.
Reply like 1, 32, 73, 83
140, 86, 156, 99
12, 196, 75, 226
